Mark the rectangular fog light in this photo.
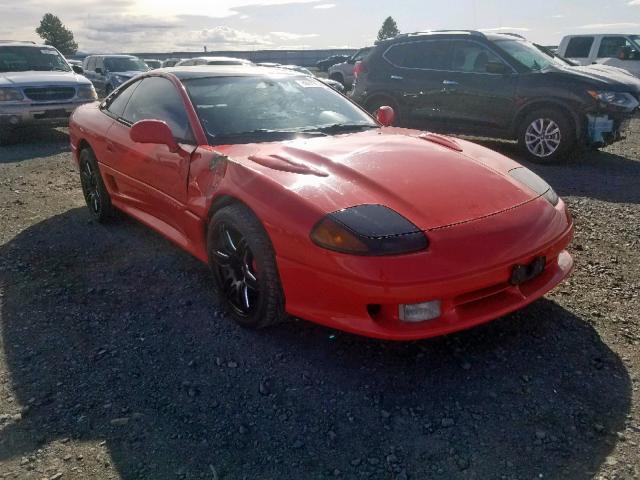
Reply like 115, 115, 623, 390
399, 300, 441, 322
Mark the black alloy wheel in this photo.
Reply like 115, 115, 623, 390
207, 204, 285, 328
211, 222, 260, 317
79, 148, 114, 223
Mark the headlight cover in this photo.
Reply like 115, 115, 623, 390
0, 87, 24, 102
587, 90, 639, 111
311, 204, 428, 255
77, 84, 98, 100
509, 167, 559, 206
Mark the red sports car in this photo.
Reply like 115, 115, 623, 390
68, 66, 573, 341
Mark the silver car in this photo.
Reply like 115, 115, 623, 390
0, 41, 97, 144
328, 47, 372, 89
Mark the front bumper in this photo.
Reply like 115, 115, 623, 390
276, 197, 574, 341
0, 100, 94, 127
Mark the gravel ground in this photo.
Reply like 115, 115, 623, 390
0, 122, 639, 480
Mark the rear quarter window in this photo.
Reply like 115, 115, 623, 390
564, 37, 594, 58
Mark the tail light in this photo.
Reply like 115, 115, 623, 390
353, 60, 367, 78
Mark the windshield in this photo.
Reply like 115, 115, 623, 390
104, 57, 149, 72
184, 75, 376, 143
495, 39, 559, 71
0, 46, 71, 73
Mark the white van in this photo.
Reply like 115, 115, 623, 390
558, 34, 640, 77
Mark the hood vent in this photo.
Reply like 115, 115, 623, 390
248, 153, 329, 177
418, 133, 463, 152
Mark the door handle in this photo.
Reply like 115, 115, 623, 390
390, 75, 404, 81
442, 80, 459, 86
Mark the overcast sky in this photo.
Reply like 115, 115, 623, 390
1, 0, 639, 53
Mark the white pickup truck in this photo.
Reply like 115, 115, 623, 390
557, 34, 640, 77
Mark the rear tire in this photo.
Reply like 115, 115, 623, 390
79, 148, 115, 223
517, 108, 576, 163
207, 204, 286, 329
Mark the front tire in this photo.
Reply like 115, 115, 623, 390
518, 108, 576, 163
207, 204, 286, 329
79, 148, 115, 223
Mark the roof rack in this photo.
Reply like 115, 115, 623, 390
0, 40, 37, 44
498, 32, 526, 39
395, 30, 486, 39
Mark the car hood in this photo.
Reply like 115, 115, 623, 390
231, 128, 542, 231
0, 71, 91, 87
550, 64, 640, 92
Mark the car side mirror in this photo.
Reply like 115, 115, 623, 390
376, 106, 395, 127
130, 120, 179, 152
486, 61, 508, 74
72, 65, 84, 74
95, 67, 103, 75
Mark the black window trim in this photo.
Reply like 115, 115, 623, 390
382, 38, 517, 75
99, 74, 197, 145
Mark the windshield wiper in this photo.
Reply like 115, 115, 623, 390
211, 128, 327, 141
306, 123, 378, 134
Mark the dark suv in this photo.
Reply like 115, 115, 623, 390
351, 31, 640, 162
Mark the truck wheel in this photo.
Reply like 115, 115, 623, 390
518, 108, 575, 163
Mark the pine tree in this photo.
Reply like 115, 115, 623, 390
35, 14, 78, 55
377, 17, 400, 42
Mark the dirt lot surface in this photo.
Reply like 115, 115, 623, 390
0, 123, 639, 480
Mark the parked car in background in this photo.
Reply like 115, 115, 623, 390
69, 65, 573, 340
176, 57, 252, 66
162, 58, 182, 67
0, 41, 97, 144
144, 59, 162, 69
351, 30, 640, 162
328, 47, 372, 89
316, 54, 350, 72
274, 64, 345, 92
82, 54, 149, 96
558, 34, 640, 77
66, 59, 83, 68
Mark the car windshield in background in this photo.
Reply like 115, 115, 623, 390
0, 46, 71, 73
184, 75, 377, 143
104, 57, 149, 72
496, 39, 558, 71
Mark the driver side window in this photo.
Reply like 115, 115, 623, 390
122, 76, 194, 143
598, 37, 636, 58
451, 41, 504, 73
